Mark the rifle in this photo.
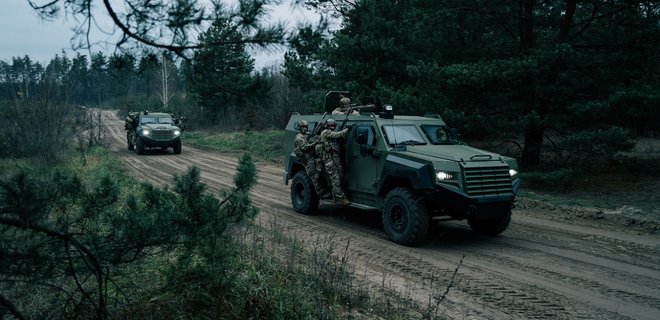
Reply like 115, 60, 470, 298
339, 104, 375, 129
313, 112, 329, 137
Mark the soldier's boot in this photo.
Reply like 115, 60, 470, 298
320, 190, 333, 200
336, 197, 351, 206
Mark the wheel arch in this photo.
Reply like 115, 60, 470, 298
376, 154, 435, 197
378, 176, 414, 199
285, 155, 305, 185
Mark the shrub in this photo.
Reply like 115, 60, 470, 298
0, 151, 258, 319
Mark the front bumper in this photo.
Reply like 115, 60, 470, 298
426, 177, 521, 220
140, 136, 181, 148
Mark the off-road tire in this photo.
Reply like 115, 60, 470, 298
468, 209, 512, 236
291, 171, 319, 215
173, 139, 182, 154
382, 187, 429, 246
136, 137, 145, 155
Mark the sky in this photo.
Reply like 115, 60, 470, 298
0, 0, 325, 69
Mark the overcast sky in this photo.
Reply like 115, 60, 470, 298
0, 0, 324, 69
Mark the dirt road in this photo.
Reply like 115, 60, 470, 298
103, 110, 659, 319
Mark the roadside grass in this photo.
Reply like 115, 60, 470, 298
184, 129, 285, 163
217, 220, 430, 320
118, 218, 440, 320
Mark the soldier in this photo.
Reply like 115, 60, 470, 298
320, 118, 351, 205
332, 95, 359, 115
294, 120, 325, 197
124, 113, 137, 130
435, 128, 447, 143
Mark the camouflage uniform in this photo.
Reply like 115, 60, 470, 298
294, 129, 324, 195
320, 124, 350, 204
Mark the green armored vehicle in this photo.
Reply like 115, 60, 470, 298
125, 111, 182, 155
283, 92, 521, 246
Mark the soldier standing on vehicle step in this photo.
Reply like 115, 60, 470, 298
320, 118, 351, 205
294, 120, 326, 196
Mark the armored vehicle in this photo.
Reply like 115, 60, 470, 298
283, 92, 521, 246
125, 111, 182, 155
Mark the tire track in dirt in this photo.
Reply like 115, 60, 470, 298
100, 109, 660, 320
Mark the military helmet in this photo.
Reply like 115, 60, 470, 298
298, 120, 309, 128
325, 118, 337, 128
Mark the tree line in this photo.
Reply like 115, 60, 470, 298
1, 0, 658, 168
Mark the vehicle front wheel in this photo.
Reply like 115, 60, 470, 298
468, 209, 512, 236
382, 187, 429, 246
136, 137, 145, 155
173, 139, 182, 154
290, 171, 319, 215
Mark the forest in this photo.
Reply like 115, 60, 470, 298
1, 0, 658, 319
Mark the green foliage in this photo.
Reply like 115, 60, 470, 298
0, 147, 258, 319
190, 17, 257, 127
557, 127, 634, 170
606, 85, 660, 134
521, 168, 576, 188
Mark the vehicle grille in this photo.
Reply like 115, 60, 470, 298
151, 130, 174, 140
464, 166, 513, 196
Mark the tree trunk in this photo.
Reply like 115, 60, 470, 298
520, 0, 543, 165
522, 126, 543, 165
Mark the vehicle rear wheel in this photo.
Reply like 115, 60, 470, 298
382, 187, 429, 246
136, 137, 145, 155
173, 139, 182, 154
468, 209, 511, 236
290, 171, 319, 215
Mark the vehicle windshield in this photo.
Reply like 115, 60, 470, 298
141, 116, 173, 125
157, 117, 173, 124
382, 124, 426, 145
421, 125, 460, 145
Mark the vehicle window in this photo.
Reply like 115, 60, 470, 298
356, 126, 376, 147
157, 117, 173, 124
421, 125, 459, 145
382, 124, 426, 145
140, 117, 156, 124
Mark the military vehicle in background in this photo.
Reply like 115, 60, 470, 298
125, 111, 183, 155
283, 91, 521, 246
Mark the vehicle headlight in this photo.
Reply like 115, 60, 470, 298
142, 129, 150, 135
436, 171, 453, 180
509, 169, 518, 177
174, 130, 181, 136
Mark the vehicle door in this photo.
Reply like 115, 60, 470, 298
345, 122, 385, 195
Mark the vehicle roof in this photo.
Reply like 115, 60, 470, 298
139, 112, 172, 117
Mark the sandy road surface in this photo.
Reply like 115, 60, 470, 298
103, 110, 659, 319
